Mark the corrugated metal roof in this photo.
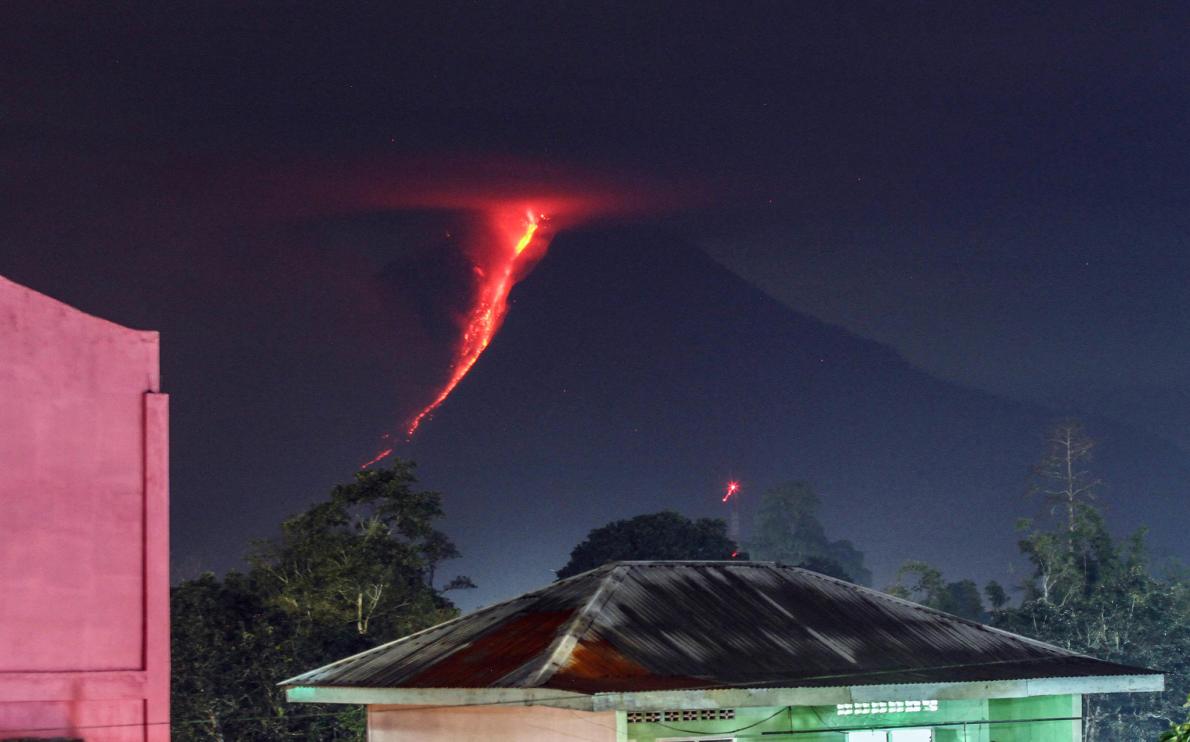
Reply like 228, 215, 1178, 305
282, 561, 1154, 694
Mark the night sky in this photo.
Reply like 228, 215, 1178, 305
3, 3, 1188, 609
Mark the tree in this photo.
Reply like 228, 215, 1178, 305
1000, 515, 1189, 741
249, 462, 470, 648
994, 423, 1190, 742
171, 572, 300, 740
796, 555, 861, 582
556, 511, 736, 579
983, 579, 1009, 611
1031, 420, 1101, 534
172, 460, 470, 740
746, 481, 871, 584
886, 561, 987, 621
1161, 696, 1190, 742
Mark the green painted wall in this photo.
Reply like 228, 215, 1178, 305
623, 696, 1081, 741
985, 695, 1082, 742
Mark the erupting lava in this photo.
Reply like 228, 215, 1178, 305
114, 153, 689, 469
403, 209, 546, 439
723, 480, 742, 558
317, 155, 692, 468
722, 480, 741, 503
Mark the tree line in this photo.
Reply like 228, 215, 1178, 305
171, 463, 472, 739
171, 422, 1189, 740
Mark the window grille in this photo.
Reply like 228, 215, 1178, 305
626, 708, 736, 724
627, 711, 662, 724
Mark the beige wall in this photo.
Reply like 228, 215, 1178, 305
368, 703, 622, 741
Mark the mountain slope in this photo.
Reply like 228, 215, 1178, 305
401, 226, 1190, 608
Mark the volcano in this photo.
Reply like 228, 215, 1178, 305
400, 225, 1190, 609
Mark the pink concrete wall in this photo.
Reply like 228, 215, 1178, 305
367, 704, 620, 741
0, 276, 169, 740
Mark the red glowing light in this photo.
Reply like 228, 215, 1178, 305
731, 550, 740, 558
722, 480, 741, 502
317, 155, 702, 465
360, 447, 394, 469
403, 210, 546, 439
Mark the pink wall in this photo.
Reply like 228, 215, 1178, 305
367, 704, 619, 741
0, 276, 169, 740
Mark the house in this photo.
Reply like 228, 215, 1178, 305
282, 561, 1162, 741
0, 276, 170, 740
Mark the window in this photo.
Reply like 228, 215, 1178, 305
838, 700, 939, 716
847, 730, 933, 742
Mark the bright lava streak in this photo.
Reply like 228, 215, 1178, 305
722, 480, 741, 503
360, 447, 394, 469
403, 211, 543, 441
514, 221, 538, 255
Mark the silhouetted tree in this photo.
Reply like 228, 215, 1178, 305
983, 580, 1009, 611
746, 481, 871, 584
886, 561, 986, 621
795, 555, 858, 581
556, 511, 736, 579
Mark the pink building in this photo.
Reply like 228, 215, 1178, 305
0, 276, 169, 741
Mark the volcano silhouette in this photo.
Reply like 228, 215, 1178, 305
400, 225, 1189, 607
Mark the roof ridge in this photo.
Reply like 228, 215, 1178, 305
511, 563, 631, 688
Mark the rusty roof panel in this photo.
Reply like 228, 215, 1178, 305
403, 610, 574, 687
283, 561, 1154, 693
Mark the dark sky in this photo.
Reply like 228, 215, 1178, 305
3, 2, 1188, 609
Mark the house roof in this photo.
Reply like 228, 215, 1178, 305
282, 561, 1160, 705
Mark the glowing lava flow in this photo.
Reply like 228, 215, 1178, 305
722, 480, 741, 503
404, 211, 543, 439
723, 480, 742, 557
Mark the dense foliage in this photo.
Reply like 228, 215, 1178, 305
746, 481, 871, 584
887, 422, 1189, 741
1162, 696, 1190, 742
990, 423, 1189, 742
995, 502, 1189, 741
171, 460, 469, 740
555, 511, 736, 579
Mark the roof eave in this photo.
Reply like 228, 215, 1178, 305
590, 672, 1164, 711
284, 672, 1163, 710
284, 684, 594, 710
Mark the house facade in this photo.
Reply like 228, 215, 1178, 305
283, 561, 1162, 741
0, 276, 170, 741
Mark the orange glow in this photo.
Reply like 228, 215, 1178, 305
402, 210, 546, 440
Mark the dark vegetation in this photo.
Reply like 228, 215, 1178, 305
555, 511, 736, 579
171, 461, 471, 740
171, 423, 1188, 740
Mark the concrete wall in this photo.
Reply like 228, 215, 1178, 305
364, 696, 1083, 741
0, 276, 169, 740
367, 704, 622, 741
621, 697, 1079, 741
